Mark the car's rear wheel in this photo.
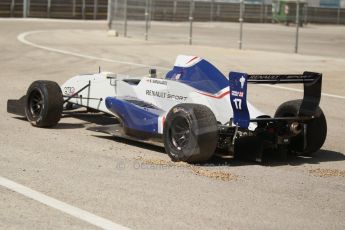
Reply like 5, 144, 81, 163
25, 80, 63, 127
163, 104, 218, 163
274, 99, 327, 155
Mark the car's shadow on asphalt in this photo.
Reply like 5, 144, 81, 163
13, 116, 87, 129
54, 123, 86, 129
62, 112, 119, 126
92, 135, 166, 153
14, 114, 345, 167
90, 134, 345, 167
204, 149, 345, 167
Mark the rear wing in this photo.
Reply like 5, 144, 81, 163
229, 71, 322, 128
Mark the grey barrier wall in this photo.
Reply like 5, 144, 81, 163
0, 0, 108, 19
0, 0, 344, 25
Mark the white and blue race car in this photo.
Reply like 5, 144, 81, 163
7, 55, 327, 163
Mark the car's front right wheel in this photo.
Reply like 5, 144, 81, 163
25, 80, 63, 127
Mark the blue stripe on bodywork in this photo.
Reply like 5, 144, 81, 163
105, 97, 161, 134
165, 59, 228, 94
229, 72, 250, 128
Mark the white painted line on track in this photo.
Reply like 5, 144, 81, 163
0, 176, 130, 230
17, 30, 345, 100
17, 31, 169, 71
262, 84, 345, 100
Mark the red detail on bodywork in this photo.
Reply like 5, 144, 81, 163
186, 56, 198, 64
197, 91, 230, 99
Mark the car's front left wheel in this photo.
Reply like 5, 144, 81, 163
163, 103, 218, 163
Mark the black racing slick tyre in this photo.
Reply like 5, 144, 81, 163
25, 80, 63, 127
274, 99, 327, 155
163, 103, 218, 163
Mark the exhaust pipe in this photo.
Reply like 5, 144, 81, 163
290, 122, 302, 135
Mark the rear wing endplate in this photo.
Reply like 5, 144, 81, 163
229, 71, 322, 128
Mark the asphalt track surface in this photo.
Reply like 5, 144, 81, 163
1, 19, 345, 230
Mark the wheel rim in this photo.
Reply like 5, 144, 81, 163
170, 117, 191, 151
28, 89, 44, 118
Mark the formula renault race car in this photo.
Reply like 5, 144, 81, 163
7, 55, 327, 163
